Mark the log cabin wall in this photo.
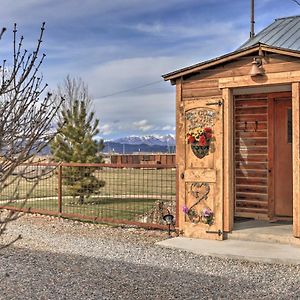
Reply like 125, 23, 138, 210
234, 94, 268, 219
181, 54, 300, 101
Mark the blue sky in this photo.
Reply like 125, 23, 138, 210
0, 0, 299, 139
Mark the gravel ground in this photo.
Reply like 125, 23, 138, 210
0, 214, 300, 300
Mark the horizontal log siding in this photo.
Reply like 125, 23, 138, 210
182, 54, 300, 101
234, 95, 269, 217
183, 54, 300, 82
182, 79, 221, 100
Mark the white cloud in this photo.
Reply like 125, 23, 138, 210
132, 20, 238, 39
162, 125, 174, 131
100, 123, 112, 136
91, 89, 175, 139
83, 56, 188, 99
0, 0, 195, 25
133, 120, 153, 132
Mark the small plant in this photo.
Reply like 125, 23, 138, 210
182, 205, 214, 225
186, 127, 213, 159
182, 205, 200, 223
186, 127, 213, 146
201, 207, 214, 225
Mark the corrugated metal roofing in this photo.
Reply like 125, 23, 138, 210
240, 15, 300, 51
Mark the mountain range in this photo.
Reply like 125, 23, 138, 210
103, 134, 175, 154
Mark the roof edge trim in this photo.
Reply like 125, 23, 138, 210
162, 43, 300, 81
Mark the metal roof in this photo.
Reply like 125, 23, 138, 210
240, 15, 300, 51
163, 15, 300, 81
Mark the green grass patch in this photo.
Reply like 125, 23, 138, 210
8, 196, 162, 221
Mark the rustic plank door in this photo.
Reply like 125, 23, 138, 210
274, 98, 293, 217
178, 99, 224, 240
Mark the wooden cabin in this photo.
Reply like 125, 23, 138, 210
163, 16, 300, 240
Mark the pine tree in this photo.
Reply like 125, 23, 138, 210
51, 99, 105, 204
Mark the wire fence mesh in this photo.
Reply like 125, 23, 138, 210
0, 163, 177, 229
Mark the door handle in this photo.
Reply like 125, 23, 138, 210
180, 172, 184, 179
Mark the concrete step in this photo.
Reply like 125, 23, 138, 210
228, 220, 300, 246
228, 231, 298, 245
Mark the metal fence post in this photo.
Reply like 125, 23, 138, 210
58, 165, 62, 214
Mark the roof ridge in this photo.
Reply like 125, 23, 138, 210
275, 15, 300, 21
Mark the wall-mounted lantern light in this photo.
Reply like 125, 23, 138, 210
250, 57, 264, 76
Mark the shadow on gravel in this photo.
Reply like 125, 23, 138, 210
0, 246, 299, 300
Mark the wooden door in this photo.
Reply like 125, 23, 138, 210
274, 98, 293, 217
177, 99, 224, 240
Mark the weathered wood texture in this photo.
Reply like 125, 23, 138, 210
182, 54, 300, 100
176, 79, 186, 231
234, 94, 269, 218
292, 82, 300, 237
176, 52, 300, 238
178, 100, 224, 240
223, 88, 234, 232
274, 98, 293, 217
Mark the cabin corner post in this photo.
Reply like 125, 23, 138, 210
292, 82, 300, 238
176, 77, 185, 230
222, 88, 234, 232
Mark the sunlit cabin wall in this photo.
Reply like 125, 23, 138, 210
176, 52, 300, 239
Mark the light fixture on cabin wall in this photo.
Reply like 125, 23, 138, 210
250, 47, 265, 77
250, 57, 264, 76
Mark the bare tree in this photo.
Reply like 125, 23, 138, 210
0, 23, 62, 243
56, 75, 92, 115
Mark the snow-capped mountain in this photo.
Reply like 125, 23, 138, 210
103, 134, 176, 154
111, 134, 175, 146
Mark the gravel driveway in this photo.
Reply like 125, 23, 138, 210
0, 214, 300, 300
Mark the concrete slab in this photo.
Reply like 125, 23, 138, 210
229, 220, 298, 245
157, 237, 300, 265
226, 219, 300, 247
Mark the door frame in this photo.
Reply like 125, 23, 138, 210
222, 82, 300, 238
223, 89, 296, 231
230, 91, 292, 221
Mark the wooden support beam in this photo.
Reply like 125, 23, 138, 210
219, 71, 300, 89
260, 45, 300, 59
223, 88, 234, 232
292, 82, 300, 238
176, 78, 185, 229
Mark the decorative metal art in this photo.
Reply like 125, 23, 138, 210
183, 182, 213, 225
190, 182, 210, 202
